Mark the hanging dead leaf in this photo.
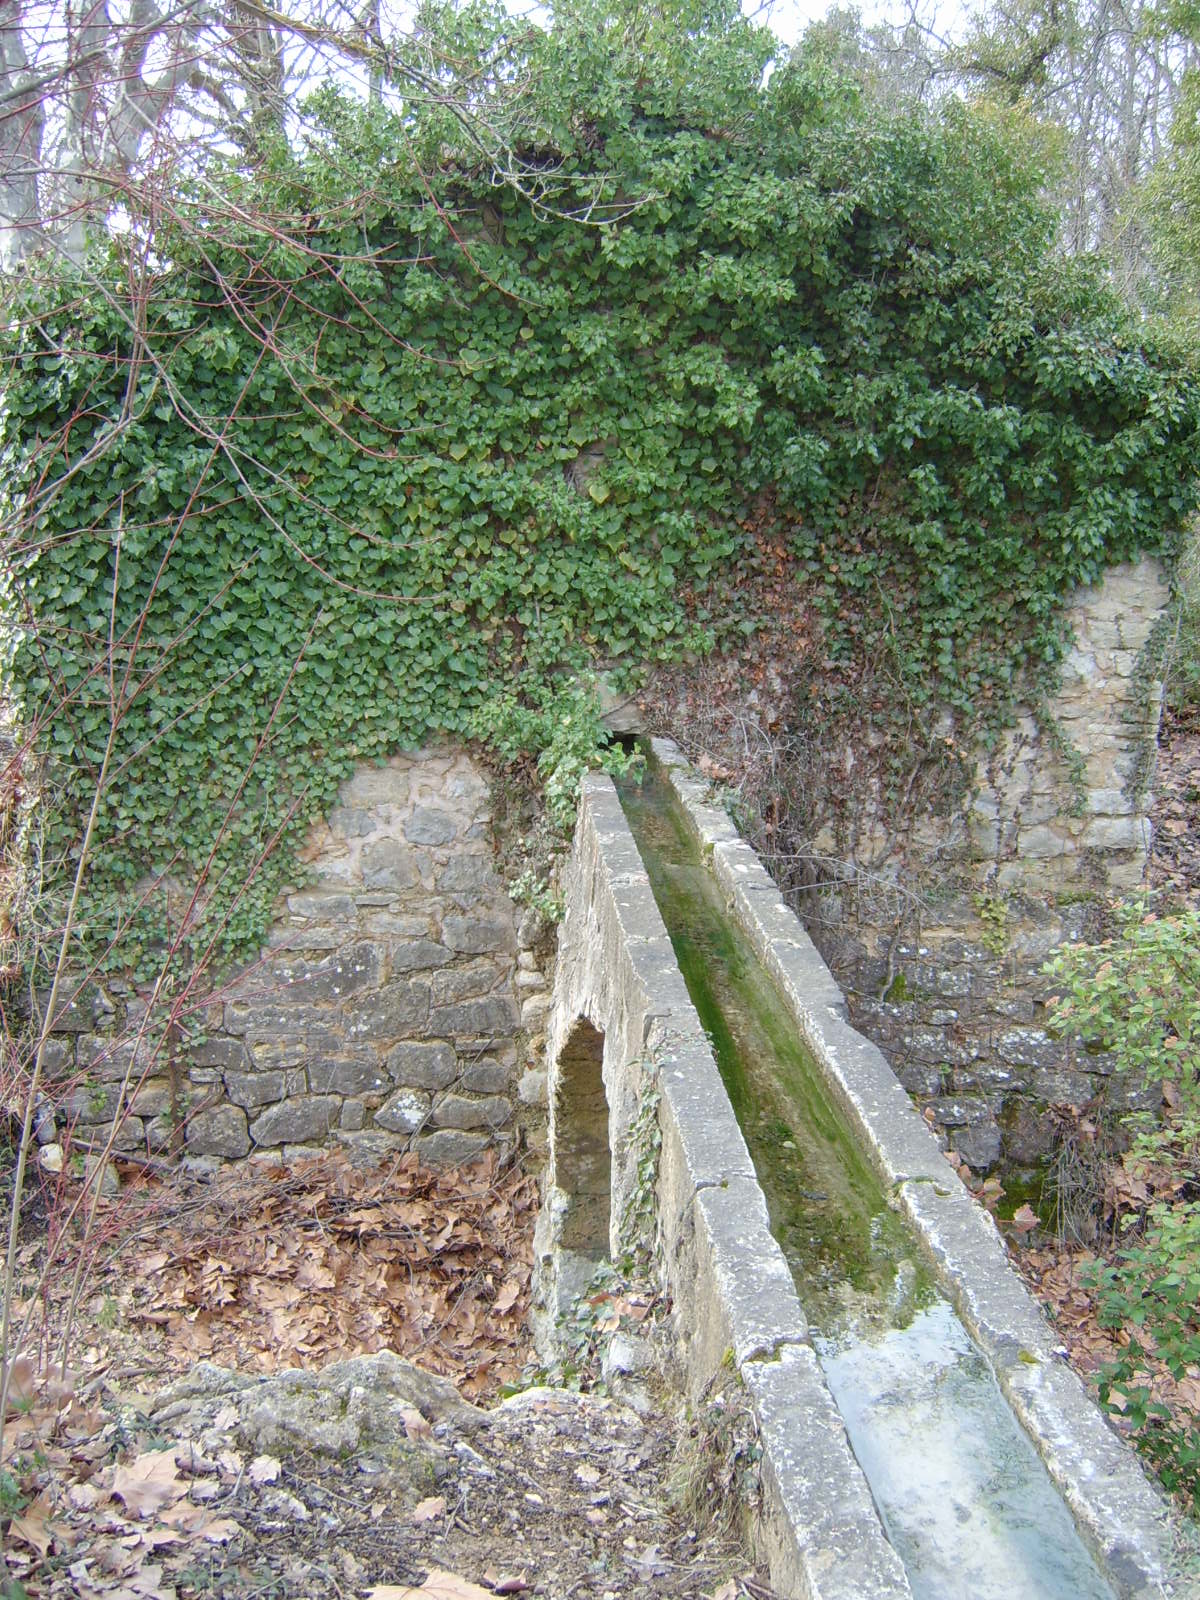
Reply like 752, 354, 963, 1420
4, 1352, 37, 1412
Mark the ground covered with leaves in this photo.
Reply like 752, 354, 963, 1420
2, 1151, 769, 1600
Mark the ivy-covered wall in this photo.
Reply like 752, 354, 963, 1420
3, 7, 1199, 985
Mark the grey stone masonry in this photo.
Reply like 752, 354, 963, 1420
967, 557, 1168, 894
40, 748, 544, 1169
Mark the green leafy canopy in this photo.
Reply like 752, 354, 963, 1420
4, 0, 1199, 970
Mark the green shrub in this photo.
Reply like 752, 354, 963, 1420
1046, 907, 1200, 1506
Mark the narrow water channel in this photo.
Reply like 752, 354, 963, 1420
616, 760, 1115, 1600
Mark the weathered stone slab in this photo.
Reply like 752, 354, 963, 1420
428, 995, 519, 1038
249, 1096, 340, 1147
307, 1056, 390, 1096
187, 1104, 250, 1157
375, 1088, 431, 1133
442, 913, 516, 955
348, 980, 430, 1041
430, 1093, 512, 1131
386, 1041, 458, 1090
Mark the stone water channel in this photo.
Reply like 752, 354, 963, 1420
616, 756, 1115, 1600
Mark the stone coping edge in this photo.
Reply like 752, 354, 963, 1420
649, 736, 1178, 1598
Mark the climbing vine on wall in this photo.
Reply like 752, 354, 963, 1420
3, 0, 1199, 971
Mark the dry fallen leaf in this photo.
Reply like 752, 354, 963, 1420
367, 1573, 495, 1600
110, 1450, 187, 1518
398, 1404, 432, 1441
248, 1454, 281, 1485
9, 1492, 55, 1556
411, 1495, 446, 1523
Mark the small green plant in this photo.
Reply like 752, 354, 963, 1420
471, 678, 640, 834
1090, 1199, 1200, 1510
973, 890, 1010, 957
509, 869, 564, 925
1045, 904, 1200, 1097
0, 1469, 27, 1516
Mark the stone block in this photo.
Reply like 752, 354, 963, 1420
286, 890, 356, 919
375, 1088, 431, 1133
521, 993, 552, 1027
442, 913, 516, 955
431, 962, 505, 1005
430, 1094, 512, 1131
224, 1001, 330, 1036
428, 995, 519, 1039
225, 1070, 288, 1109
414, 1130, 490, 1166
1080, 815, 1148, 852
1016, 825, 1074, 859
127, 1078, 174, 1117
64, 1082, 122, 1123
349, 980, 430, 1041
361, 840, 422, 890
250, 1096, 340, 1147
40, 1037, 74, 1073
187, 1104, 250, 1158
340, 1100, 366, 1130
37, 989, 92, 1034
895, 1061, 944, 1097
247, 1035, 308, 1070
145, 1115, 177, 1152
340, 763, 411, 806
404, 806, 457, 846
459, 1059, 510, 1094
1029, 1067, 1095, 1105
268, 925, 342, 952
269, 943, 382, 1002
328, 806, 374, 838
78, 1034, 155, 1081
518, 1069, 547, 1106
386, 1040, 458, 1090
436, 855, 500, 894
388, 938, 452, 972
186, 1036, 249, 1071
362, 912, 428, 937
308, 1056, 390, 1095
995, 1028, 1059, 1069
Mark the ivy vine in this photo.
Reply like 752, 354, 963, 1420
2, 3, 1198, 973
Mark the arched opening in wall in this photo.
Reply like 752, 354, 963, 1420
555, 1018, 611, 1262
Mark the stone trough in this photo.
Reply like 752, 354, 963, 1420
535, 739, 1177, 1600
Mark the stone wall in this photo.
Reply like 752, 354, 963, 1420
810, 558, 1172, 1171
39, 748, 549, 1172
968, 556, 1167, 894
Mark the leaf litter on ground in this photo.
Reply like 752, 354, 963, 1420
3, 1149, 772, 1599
